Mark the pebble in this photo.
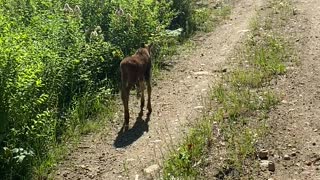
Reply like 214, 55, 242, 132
268, 161, 276, 172
260, 160, 269, 168
260, 160, 275, 172
144, 164, 160, 174
194, 71, 212, 76
306, 161, 312, 166
151, 139, 162, 143
222, 68, 227, 72
79, 165, 87, 169
315, 160, 320, 166
258, 149, 269, 160
88, 173, 95, 179
126, 158, 135, 162
194, 106, 204, 109
284, 154, 291, 160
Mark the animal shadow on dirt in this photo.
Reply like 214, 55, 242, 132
113, 112, 151, 148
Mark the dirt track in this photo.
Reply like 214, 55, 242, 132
256, 0, 320, 179
55, 0, 262, 179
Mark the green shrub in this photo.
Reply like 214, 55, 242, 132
0, 0, 201, 178
170, 0, 195, 37
0, 0, 216, 178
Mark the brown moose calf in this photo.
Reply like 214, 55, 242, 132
120, 43, 153, 131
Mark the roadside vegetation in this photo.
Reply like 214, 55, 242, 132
163, 0, 296, 179
0, 0, 223, 179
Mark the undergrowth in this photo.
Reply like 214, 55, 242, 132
0, 0, 220, 179
163, 0, 296, 179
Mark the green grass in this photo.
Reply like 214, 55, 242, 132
230, 70, 265, 88
194, 4, 232, 32
163, 116, 213, 179
163, 0, 295, 179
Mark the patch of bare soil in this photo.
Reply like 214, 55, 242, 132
255, 0, 320, 179
54, 1, 262, 179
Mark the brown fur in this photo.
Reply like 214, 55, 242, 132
120, 44, 153, 131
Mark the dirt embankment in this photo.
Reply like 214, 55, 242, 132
256, 0, 320, 179
54, 0, 263, 179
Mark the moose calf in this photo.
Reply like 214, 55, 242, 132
120, 43, 153, 131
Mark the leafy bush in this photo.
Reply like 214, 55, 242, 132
0, 0, 205, 178
170, 0, 195, 37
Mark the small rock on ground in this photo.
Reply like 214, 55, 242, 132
260, 160, 275, 172
258, 149, 269, 160
284, 154, 291, 160
144, 164, 160, 174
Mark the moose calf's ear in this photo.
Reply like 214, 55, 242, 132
148, 43, 154, 52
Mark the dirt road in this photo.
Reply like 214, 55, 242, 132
256, 0, 320, 179
55, 0, 262, 179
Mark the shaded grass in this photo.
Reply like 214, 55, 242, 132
163, 0, 295, 179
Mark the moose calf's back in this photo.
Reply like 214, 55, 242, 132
120, 49, 151, 86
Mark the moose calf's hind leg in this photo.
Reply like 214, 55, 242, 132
147, 81, 152, 114
139, 81, 145, 116
121, 87, 130, 131
124, 109, 129, 131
